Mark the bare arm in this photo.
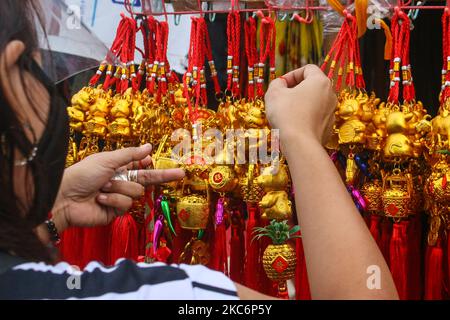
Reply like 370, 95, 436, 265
263, 65, 398, 300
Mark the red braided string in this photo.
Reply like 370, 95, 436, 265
226, 13, 235, 93
232, 11, 241, 97
245, 17, 257, 100
320, 17, 348, 72
92, 14, 129, 88
388, 10, 402, 104
183, 17, 197, 119
198, 18, 207, 106
442, 8, 450, 102
268, 17, 277, 83
256, 17, 273, 97
202, 19, 221, 95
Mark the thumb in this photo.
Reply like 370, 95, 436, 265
267, 76, 288, 91
98, 144, 153, 170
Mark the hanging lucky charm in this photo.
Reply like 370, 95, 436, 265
380, 11, 430, 222
321, 12, 377, 212
424, 8, 450, 247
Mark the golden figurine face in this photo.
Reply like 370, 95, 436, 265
84, 116, 108, 137
71, 87, 93, 111
67, 107, 85, 132
108, 117, 131, 138
386, 111, 407, 134
338, 119, 366, 144
241, 102, 267, 129
256, 165, 290, 192
255, 164, 292, 221
337, 98, 361, 120
259, 190, 293, 221
89, 96, 111, 117
383, 133, 413, 158
111, 95, 132, 119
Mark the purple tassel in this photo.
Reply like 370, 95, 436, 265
215, 198, 224, 226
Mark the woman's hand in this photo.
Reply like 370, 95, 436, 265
51, 144, 185, 233
265, 64, 337, 146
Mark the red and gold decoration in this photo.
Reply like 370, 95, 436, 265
253, 220, 300, 299
59, 0, 450, 301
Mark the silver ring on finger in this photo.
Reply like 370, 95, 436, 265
112, 170, 128, 182
127, 170, 139, 183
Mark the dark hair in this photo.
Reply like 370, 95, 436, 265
0, 0, 54, 263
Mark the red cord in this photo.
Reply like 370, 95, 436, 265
388, 10, 402, 104
268, 17, 277, 83
202, 19, 221, 95
441, 8, 450, 102
245, 17, 257, 100
226, 13, 235, 93
232, 11, 241, 97
256, 16, 274, 97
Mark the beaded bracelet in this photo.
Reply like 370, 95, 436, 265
44, 219, 61, 244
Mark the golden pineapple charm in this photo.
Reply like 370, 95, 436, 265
253, 220, 300, 298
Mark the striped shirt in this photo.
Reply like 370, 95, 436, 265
0, 255, 238, 300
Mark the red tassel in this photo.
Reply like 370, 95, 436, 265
138, 222, 147, 257
424, 239, 444, 300
171, 222, 191, 263
389, 220, 409, 300
230, 213, 244, 283
277, 283, 289, 299
244, 205, 260, 290
89, 73, 101, 87
448, 232, 450, 297
295, 235, 311, 300
369, 215, 382, 249
408, 215, 422, 300
380, 218, 392, 265
81, 225, 111, 267
110, 213, 139, 263
210, 223, 228, 274
58, 227, 84, 268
